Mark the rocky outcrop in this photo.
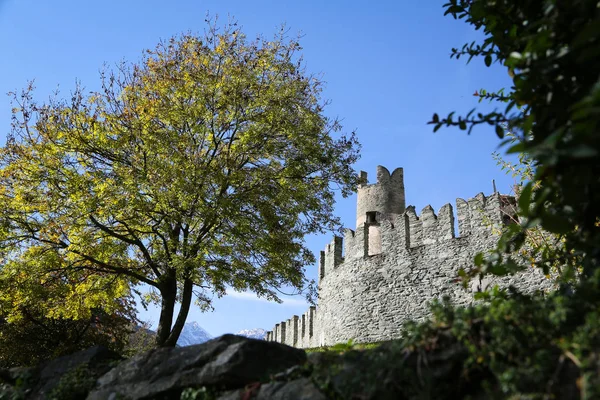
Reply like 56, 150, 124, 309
88, 334, 305, 399
0, 335, 312, 399
0, 333, 578, 399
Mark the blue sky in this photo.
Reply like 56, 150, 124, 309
0, 1, 515, 336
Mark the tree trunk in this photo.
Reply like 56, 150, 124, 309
164, 277, 193, 347
155, 272, 177, 347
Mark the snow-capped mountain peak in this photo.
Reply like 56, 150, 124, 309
235, 328, 267, 340
176, 322, 212, 347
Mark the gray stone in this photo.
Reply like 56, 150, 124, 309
267, 166, 554, 348
87, 334, 306, 400
253, 378, 326, 399
217, 378, 326, 400
216, 389, 243, 400
0, 346, 121, 400
37, 346, 120, 388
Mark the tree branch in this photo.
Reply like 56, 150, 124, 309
89, 214, 162, 279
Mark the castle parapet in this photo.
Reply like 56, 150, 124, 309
343, 227, 367, 261
319, 236, 343, 282
383, 214, 409, 252
405, 206, 423, 248
267, 306, 317, 348
266, 166, 523, 349
456, 192, 509, 238
317, 169, 514, 267
284, 316, 299, 347
422, 204, 456, 244
274, 323, 284, 343
299, 306, 317, 348
325, 192, 509, 265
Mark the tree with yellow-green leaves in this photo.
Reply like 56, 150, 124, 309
0, 22, 360, 347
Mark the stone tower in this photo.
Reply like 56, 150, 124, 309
356, 166, 406, 227
355, 166, 405, 256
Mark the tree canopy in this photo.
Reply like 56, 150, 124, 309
0, 22, 360, 347
407, 0, 600, 397
0, 299, 138, 368
433, 0, 600, 282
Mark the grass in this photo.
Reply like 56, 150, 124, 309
303, 339, 386, 353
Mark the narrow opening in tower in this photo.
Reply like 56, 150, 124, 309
366, 211, 377, 224
500, 195, 519, 226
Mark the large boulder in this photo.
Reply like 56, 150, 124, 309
87, 334, 307, 399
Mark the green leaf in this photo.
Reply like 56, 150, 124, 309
485, 54, 492, 67
568, 145, 597, 159
473, 291, 489, 300
487, 263, 509, 276
474, 252, 485, 266
540, 214, 572, 234
518, 182, 533, 214
504, 259, 523, 273
495, 124, 504, 138
506, 142, 525, 154
444, 5, 465, 17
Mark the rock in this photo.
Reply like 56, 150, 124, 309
251, 378, 327, 400
0, 346, 121, 400
87, 334, 307, 400
0, 366, 30, 386
0, 329, 582, 400
218, 377, 327, 400
37, 346, 120, 392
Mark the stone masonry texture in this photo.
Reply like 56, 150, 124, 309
266, 166, 552, 348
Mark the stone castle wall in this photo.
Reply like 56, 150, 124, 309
265, 166, 550, 348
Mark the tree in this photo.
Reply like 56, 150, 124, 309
0, 230, 142, 365
0, 22, 360, 347
432, 0, 599, 282
413, 0, 600, 396
0, 303, 138, 368
122, 321, 158, 358
0, 234, 140, 366
490, 131, 575, 284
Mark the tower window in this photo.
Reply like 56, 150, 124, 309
366, 211, 378, 224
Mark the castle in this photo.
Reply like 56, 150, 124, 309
266, 166, 550, 348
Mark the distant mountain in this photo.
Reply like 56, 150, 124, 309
177, 322, 213, 347
235, 328, 267, 340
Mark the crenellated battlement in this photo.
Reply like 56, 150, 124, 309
318, 237, 343, 280
315, 191, 509, 276
266, 167, 547, 348
266, 306, 317, 348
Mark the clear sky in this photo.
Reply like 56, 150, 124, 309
0, 0, 515, 336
